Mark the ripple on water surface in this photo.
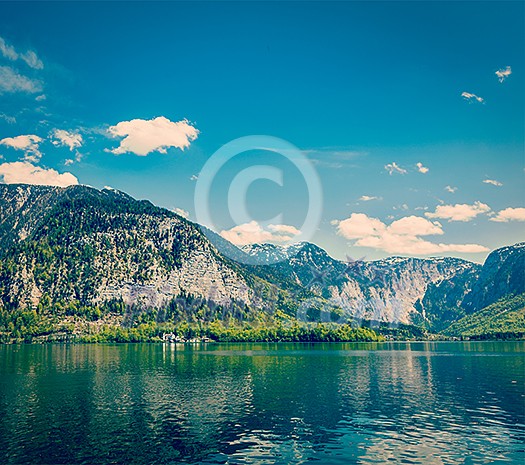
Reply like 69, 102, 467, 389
0, 342, 523, 464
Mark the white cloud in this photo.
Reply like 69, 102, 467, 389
495, 66, 512, 83
0, 66, 42, 94
173, 207, 189, 219
425, 201, 491, 222
20, 50, 43, 70
384, 162, 407, 175
483, 179, 503, 187
0, 161, 78, 187
304, 148, 365, 169
0, 134, 43, 162
0, 36, 43, 69
359, 195, 381, 202
220, 220, 300, 246
108, 116, 199, 156
334, 213, 488, 255
51, 129, 83, 151
0, 37, 17, 61
461, 91, 484, 103
490, 207, 525, 223
445, 185, 457, 193
388, 216, 443, 236
393, 204, 409, 211
35, 94, 46, 102
416, 162, 429, 174
267, 224, 301, 235
335, 213, 386, 240
0, 113, 16, 124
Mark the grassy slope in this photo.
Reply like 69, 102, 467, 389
442, 293, 525, 339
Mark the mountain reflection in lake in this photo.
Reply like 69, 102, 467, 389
0, 342, 523, 464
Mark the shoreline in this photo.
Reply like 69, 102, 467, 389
1, 337, 523, 345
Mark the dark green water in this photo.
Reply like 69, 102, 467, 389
0, 342, 523, 465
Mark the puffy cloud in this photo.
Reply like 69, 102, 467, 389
220, 220, 300, 246
416, 162, 429, 174
461, 92, 484, 103
0, 134, 42, 162
334, 213, 386, 240
425, 201, 491, 222
495, 66, 512, 83
0, 36, 43, 69
359, 195, 381, 202
0, 66, 42, 94
384, 162, 407, 175
490, 207, 525, 223
334, 213, 488, 255
0, 161, 78, 187
483, 179, 503, 187
445, 185, 457, 193
108, 116, 199, 156
387, 216, 443, 236
356, 233, 487, 255
0, 134, 42, 150
51, 129, 83, 151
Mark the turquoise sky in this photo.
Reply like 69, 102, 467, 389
0, 1, 523, 262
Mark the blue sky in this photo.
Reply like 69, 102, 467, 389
0, 1, 523, 262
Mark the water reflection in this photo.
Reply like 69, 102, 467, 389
0, 342, 523, 464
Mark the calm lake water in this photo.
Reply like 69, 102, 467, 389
0, 342, 523, 465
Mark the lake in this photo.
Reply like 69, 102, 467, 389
0, 342, 523, 464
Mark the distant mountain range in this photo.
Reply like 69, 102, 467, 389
0, 184, 523, 339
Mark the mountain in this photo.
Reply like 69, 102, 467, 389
461, 242, 525, 313
242, 242, 306, 264
416, 263, 481, 331
443, 293, 525, 339
0, 183, 523, 341
245, 241, 481, 328
0, 184, 274, 313
242, 238, 524, 332
436, 243, 525, 339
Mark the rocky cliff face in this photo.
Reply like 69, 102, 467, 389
0, 184, 255, 310
461, 242, 525, 313
245, 243, 481, 326
417, 263, 480, 331
245, 241, 524, 329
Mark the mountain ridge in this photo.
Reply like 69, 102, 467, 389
0, 183, 523, 340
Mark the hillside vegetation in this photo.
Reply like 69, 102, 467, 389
0, 184, 523, 343
442, 294, 525, 340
